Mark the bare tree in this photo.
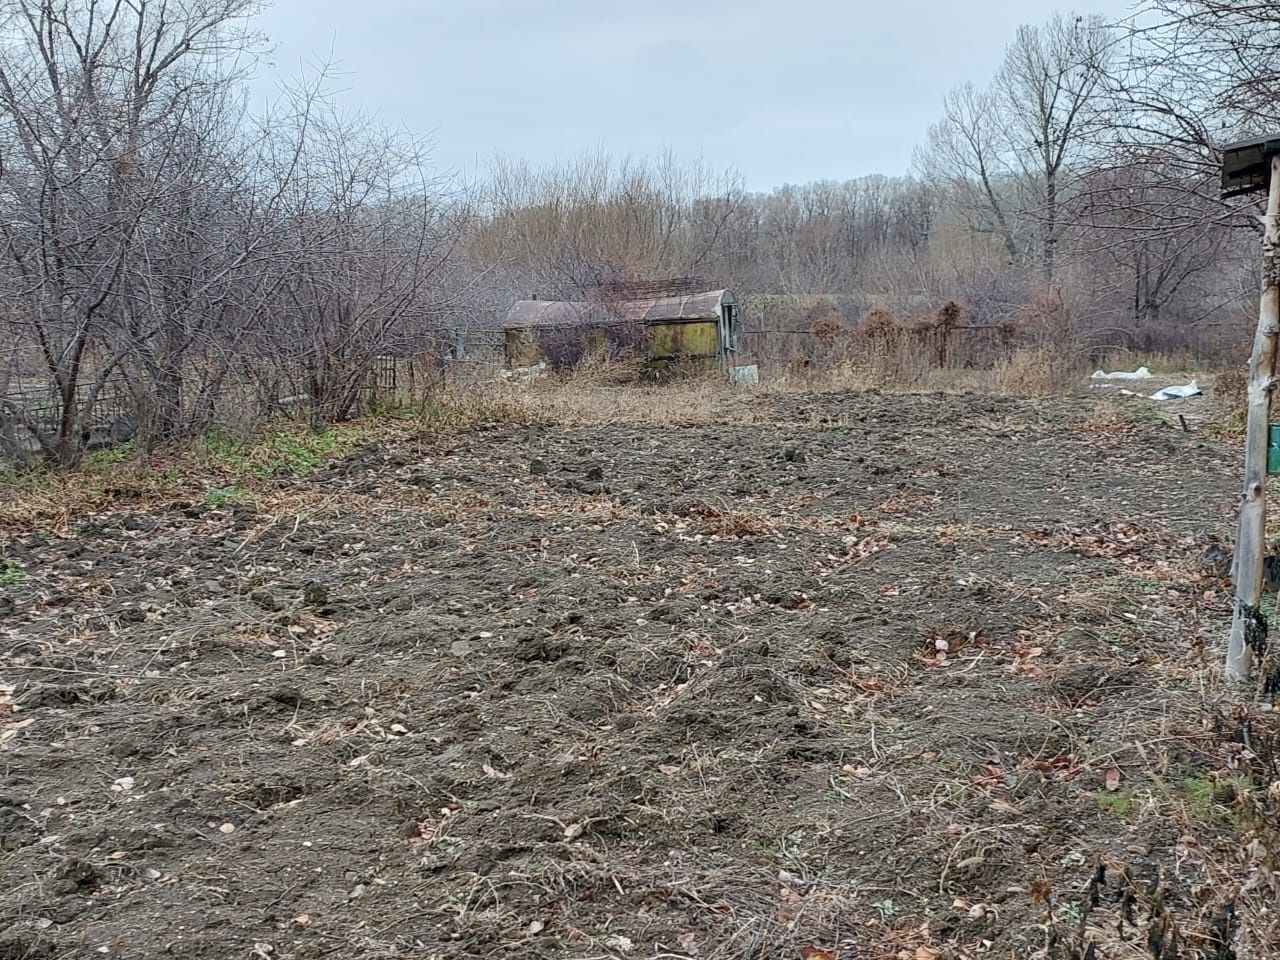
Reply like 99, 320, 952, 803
998, 15, 1112, 281
471, 152, 745, 304
917, 15, 1111, 284
0, 0, 263, 464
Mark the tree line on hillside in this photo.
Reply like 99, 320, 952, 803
0, 0, 1271, 465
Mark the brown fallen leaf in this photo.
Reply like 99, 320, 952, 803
1103, 766, 1122, 792
801, 947, 837, 960
1029, 878, 1052, 905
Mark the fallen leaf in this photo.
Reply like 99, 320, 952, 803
1104, 766, 1122, 792
914, 948, 943, 960
801, 948, 837, 960
677, 931, 700, 955
218, 822, 236, 834
563, 822, 584, 840
293, 914, 310, 926
527, 920, 545, 935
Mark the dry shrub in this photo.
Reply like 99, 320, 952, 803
1013, 288, 1070, 342
1213, 364, 1248, 423
854, 307, 933, 386
858, 307, 898, 338
810, 311, 855, 352
993, 344, 1086, 396
846, 302, 1010, 388
556, 347, 648, 387
532, 321, 647, 371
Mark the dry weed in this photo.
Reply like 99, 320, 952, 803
510, 374, 724, 428
1212, 364, 1248, 427
994, 344, 1086, 397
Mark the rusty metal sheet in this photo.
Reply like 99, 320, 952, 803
647, 319, 718, 360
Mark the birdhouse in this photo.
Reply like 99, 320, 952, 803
1222, 135, 1280, 198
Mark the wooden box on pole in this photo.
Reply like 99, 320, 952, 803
1226, 145, 1280, 683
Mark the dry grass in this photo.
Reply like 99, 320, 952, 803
994, 344, 1088, 396
507, 372, 726, 428
0, 387, 528, 532
754, 345, 1086, 398
0, 341, 1186, 535
1096, 347, 1208, 376
1212, 364, 1248, 433
0, 348, 1089, 532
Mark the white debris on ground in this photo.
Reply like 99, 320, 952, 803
1113, 379, 1203, 401
1149, 380, 1202, 400
1090, 366, 1152, 380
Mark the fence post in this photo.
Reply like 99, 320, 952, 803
1228, 153, 1280, 684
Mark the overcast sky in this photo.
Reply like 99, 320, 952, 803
249, 0, 1134, 192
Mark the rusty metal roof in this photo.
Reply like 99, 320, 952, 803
505, 290, 734, 330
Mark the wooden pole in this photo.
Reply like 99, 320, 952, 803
1228, 153, 1280, 683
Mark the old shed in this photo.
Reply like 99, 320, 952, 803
504, 289, 738, 373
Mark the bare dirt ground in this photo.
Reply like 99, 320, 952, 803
2, 389, 1274, 960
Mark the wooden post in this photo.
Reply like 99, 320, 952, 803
1228, 153, 1280, 683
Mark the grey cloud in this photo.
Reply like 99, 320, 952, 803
251, 0, 1134, 188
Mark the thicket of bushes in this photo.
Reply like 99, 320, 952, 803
0, 0, 1268, 468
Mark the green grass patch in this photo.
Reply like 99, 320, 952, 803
1, 561, 25, 588
202, 424, 248, 464
200, 422, 356, 479
1178, 774, 1250, 824
1122, 574, 1161, 597
260, 431, 339, 477
1094, 789, 1135, 819
204, 485, 250, 509
84, 437, 139, 467
0, 390, 524, 533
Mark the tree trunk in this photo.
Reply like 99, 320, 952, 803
154, 360, 183, 442
1228, 154, 1280, 684
1043, 171, 1057, 283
